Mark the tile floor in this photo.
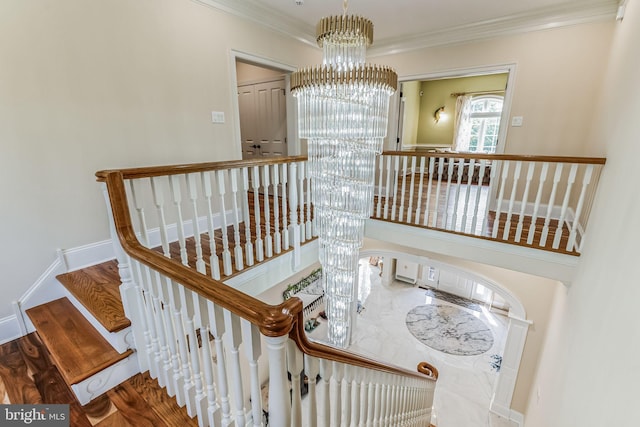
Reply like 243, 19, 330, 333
309, 260, 518, 427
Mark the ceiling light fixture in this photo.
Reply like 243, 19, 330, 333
291, 0, 397, 348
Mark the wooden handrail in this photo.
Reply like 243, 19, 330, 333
103, 170, 437, 384
289, 305, 437, 382
96, 156, 308, 182
382, 151, 607, 165
417, 361, 439, 380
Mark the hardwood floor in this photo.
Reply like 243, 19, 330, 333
0, 333, 197, 427
373, 174, 577, 255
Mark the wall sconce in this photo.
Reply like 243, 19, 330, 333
434, 106, 446, 123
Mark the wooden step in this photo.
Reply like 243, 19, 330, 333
56, 260, 130, 332
25, 298, 133, 385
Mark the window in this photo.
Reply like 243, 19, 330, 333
454, 95, 503, 153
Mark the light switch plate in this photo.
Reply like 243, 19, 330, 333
511, 116, 523, 127
211, 111, 225, 124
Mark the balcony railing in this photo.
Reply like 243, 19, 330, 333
97, 157, 437, 427
375, 151, 606, 255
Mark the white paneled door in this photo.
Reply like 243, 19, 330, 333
238, 79, 287, 159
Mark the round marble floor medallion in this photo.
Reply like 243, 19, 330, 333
405, 304, 494, 356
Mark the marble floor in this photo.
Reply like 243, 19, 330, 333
309, 261, 517, 427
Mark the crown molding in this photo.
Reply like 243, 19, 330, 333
192, 0, 317, 47
368, 0, 620, 57
193, 0, 619, 58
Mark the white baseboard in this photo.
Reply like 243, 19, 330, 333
0, 315, 23, 345
490, 402, 524, 427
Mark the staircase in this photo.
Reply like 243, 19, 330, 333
24, 260, 140, 406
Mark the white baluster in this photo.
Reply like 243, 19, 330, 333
241, 168, 254, 267
251, 166, 264, 262
242, 319, 263, 427
187, 174, 206, 274
151, 176, 170, 257
158, 277, 182, 401
452, 158, 465, 231
391, 156, 400, 221
527, 162, 549, 245
185, 316, 207, 424
432, 158, 445, 228
423, 157, 436, 227
287, 339, 304, 427
229, 169, 244, 271
216, 170, 233, 275
398, 156, 408, 222
376, 156, 385, 218
272, 164, 283, 254
540, 163, 563, 246
515, 162, 536, 242
281, 163, 290, 249
150, 273, 171, 391
491, 160, 510, 239
305, 162, 313, 238
177, 284, 197, 416
552, 163, 578, 249
358, 369, 368, 427
130, 259, 160, 381
298, 161, 306, 242
406, 156, 417, 224
342, 365, 355, 426
482, 160, 499, 235
460, 159, 476, 234
567, 165, 594, 251
319, 359, 332, 427
366, 374, 375, 426
263, 164, 274, 258
502, 161, 522, 241
200, 325, 221, 427
304, 354, 319, 427
331, 362, 343, 427
289, 163, 301, 269
170, 175, 189, 265
223, 309, 246, 426
442, 157, 456, 229
373, 373, 382, 427
207, 300, 232, 424
414, 157, 426, 225
470, 159, 486, 234
265, 335, 292, 427
383, 156, 392, 219
201, 172, 221, 280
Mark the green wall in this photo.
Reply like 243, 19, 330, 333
403, 73, 508, 148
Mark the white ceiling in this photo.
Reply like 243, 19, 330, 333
196, 0, 620, 55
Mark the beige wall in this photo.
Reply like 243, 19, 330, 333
361, 238, 559, 413
0, 0, 319, 319
377, 20, 614, 156
525, 2, 640, 426
236, 61, 285, 85
415, 73, 508, 147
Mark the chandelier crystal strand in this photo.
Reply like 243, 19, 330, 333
292, 14, 397, 348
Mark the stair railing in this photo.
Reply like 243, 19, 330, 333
97, 158, 438, 427
376, 151, 606, 254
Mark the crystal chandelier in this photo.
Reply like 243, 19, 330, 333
291, 2, 397, 348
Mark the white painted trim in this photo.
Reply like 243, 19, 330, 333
193, 0, 617, 58
368, 1, 618, 56
225, 240, 319, 296
70, 352, 140, 405
388, 63, 517, 157
358, 248, 526, 319
490, 403, 524, 426
59, 239, 116, 272
364, 218, 578, 283
0, 315, 22, 345
228, 50, 299, 159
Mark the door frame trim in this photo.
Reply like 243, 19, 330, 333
229, 50, 299, 159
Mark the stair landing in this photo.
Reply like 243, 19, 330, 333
56, 260, 130, 332
25, 297, 133, 385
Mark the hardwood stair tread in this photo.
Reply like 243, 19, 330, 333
26, 298, 133, 385
56, 260, 130, 332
